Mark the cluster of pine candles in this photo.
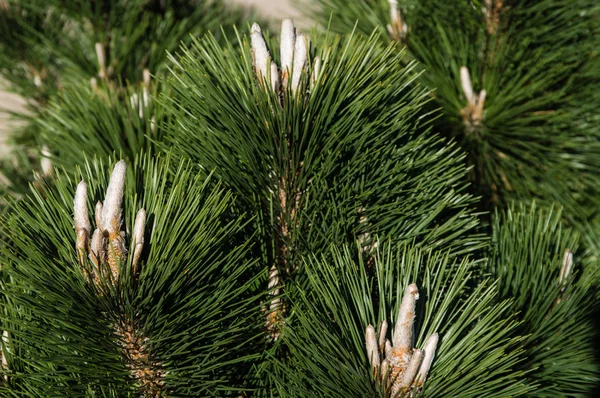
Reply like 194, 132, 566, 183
0, 0, 599, 396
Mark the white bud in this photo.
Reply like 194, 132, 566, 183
41, 146, 53, 177
385, 339, 393, 359
416, 333, 439, 385
95, 42, 106, 79
475, 89, 487, 119
251, 23, 271, 84
95, 201, 103, 230
1, 330, 8, 372
102, 160, 126, 234
378, 320, 388, 353
388, 0, 401, 27
393, 283, 419, 350
90, 228, 104, 266
132, 208, 146, 273
311, 56, 321, 89
74, 181, 91, 233
143, 68, 151, 87
398, 348, 423, 390
559, 249, 573, 283
280, 18, 296, 87
460, 66, 475, 105
73, 180, 91, 265
291, 33, 308, 93
365, 325, 380, 371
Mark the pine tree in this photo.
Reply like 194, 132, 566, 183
1, 6, 599, 397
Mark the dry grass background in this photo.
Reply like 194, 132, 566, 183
0, 0, 298, 157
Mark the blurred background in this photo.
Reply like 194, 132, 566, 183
0, 0, 297, 157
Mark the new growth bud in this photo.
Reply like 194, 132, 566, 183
280, 18, 296, 87
250, 19, 320, 101
364, 283, 438, 396
132, 209, 146, 274
95, 42, 106, 79
366, 325, 380, 372
460, 66, 487, 132
251, 23, 271, 85
41, 146, 53, 177
72, 161, 146, 288
393, 283, 419, 351
74, 181, 91, 265
291, 33, 308, 93
559, 249, 573, 284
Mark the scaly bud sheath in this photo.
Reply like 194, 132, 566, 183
366, 325, 380, 372
95, 42, 106, 79
251, 23, 271, 85
75, 181, 91, 233
381, 359, 389, 382
41, 146, 53, 177
74, 181, 91, 265
393, 283, 419, 352
395, 348, 423, 393
102, 160, 127, 279
102, 160, 126, 235
132, 209, 146, 274
416, 333, 439, 386
280, 18, 296, 87
95, 201, 103, 230
559, 249, 573, 283
291, 33, 308, 93
90, 228, 104, 267
311, 56, 321, 89
460, 66, 475, 105
378, 320, 388, 353
385, 339, 393, 359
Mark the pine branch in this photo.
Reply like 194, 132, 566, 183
0, 154, 266, 395
489, 203, 600, 395
272, 243, 530, 397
